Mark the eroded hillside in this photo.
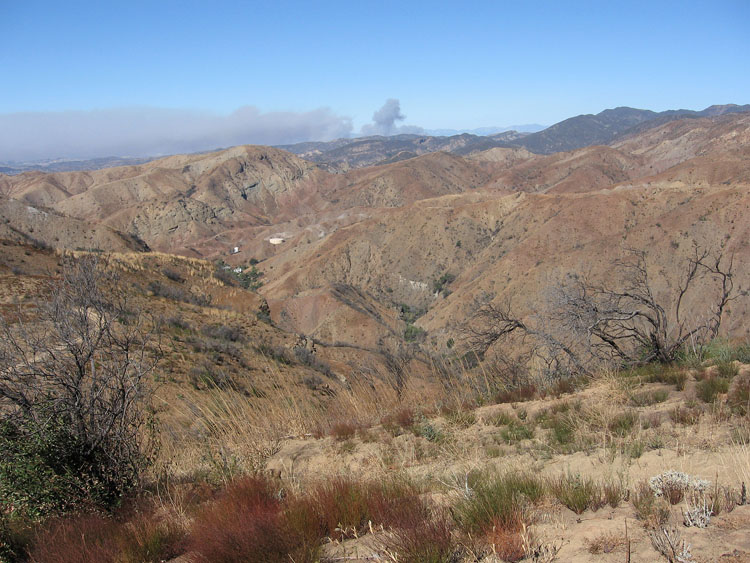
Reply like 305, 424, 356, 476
1, 111, 750, 364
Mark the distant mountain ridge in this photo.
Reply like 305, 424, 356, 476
515, 104, 750, 154
422, 124, 546, 136
277, 104, 750, 169
0, 156, 158, 175
2, 104, 748, 174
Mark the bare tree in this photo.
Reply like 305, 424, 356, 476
552, 247, 736, 365
464, 246, 737, 377
0, 254, 161, 508
464, 296, 591, 378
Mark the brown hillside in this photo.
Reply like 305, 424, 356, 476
1, 112, 749, 352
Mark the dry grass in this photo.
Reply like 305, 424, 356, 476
586, 531, 626, 554
722, 431, 750, 495
380, 512, 455, 563
187, 476, 311, 563
29, 509, 184, 563
11, 247, 750, 562
548, 473, 605, 514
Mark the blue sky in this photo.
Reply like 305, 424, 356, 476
1, 0, 748, 159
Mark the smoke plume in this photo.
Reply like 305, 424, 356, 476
0, 106, 353, 162
360, 98, 423, 136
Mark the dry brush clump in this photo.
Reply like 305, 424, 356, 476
586, 531, 626, 555
380, 513, 456, 563
548, 473, 606, 515
0, 255, 161, 517
29, 506, 185, 563
187, 476, 314, 563
648, 525, 694, 563
453, 470, 546, 559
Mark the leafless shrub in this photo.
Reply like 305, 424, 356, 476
552, 247, 736, 366
464, 246, 738, 379
0, 255, 160, 510
682, 492, 712, 528
648, 526, 694, 562
464, 296, 589, 378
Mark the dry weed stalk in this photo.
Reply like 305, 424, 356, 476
648, 526, 694, 563
682, 490, 713, 528
722, 435, 750, 501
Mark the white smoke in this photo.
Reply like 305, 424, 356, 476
360, 98, 423, 136
0, 105, 353, 162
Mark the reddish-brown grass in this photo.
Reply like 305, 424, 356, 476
395, 407, 416, 428
291, 477, 427, 541
495, 384, 537, 404
381, 512, 455, 563
329, 420, 360, 441
29, 509, 183, 563
486, 525, 526, 562
29, 514, 120, 563
381, 407, 417, 436
187, 476, 298, 563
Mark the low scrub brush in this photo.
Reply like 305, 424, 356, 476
549, 473, 604, 514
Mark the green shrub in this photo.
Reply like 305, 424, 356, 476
454, 472, 545, 533
487, 411, 514, 426
629, 389, 669, 407
500, 421, 534, 444
717, 360, 739, 379
704, 339, 750, 364
549, 418, 575, 446
602, 480, 623, 508
730, 344, 750, 363
608, 411, 638, 437
631, 482, 671, 526
627, 439, 645, 459
696, 377, 730, 403
549, 474, 604, 514
415, 422, 443, 443
404, 324, 426, 342
445, 410, 476, 428
0, 416, 145, 519
432, 273, 456, 295
398, 304, 426, 324
669, 403, 702, 425
213, 261, 263, 290
622, 364, 687, 390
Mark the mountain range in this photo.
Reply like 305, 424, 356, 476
278, 104, 750, 170
4, 104, 748, 175
2, 104, 749, 356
